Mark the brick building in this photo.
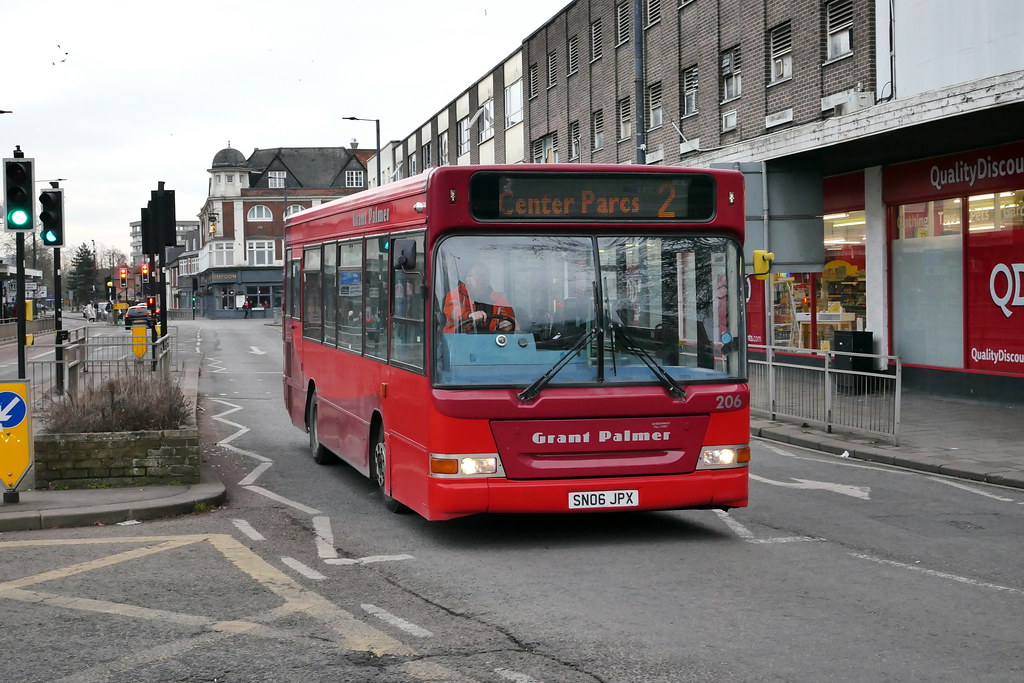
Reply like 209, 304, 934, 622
382, 0, 1024, 400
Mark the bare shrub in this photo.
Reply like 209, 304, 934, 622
47, 373, 192, 433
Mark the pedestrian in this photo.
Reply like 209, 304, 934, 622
84, 303, 96, 323
242, 299, 251, 318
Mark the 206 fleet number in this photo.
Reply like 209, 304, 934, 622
568, 489, 639, 509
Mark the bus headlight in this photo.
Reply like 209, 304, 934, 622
697, 445, 750, 469
430, 454, 504, 477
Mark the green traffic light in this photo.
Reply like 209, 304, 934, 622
7, 208, 30, 227
42, 230, 57, 244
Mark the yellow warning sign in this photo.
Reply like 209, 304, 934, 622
0, 380, 33, 489
132, 324, 148, 358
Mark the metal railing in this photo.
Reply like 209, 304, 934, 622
26, 325, 177, 416
748, 344, 902, 445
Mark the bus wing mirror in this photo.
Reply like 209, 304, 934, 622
393, 239, 417, 270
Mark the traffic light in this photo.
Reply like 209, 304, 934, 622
146, 296, 156, 312
3, 157, 35, 230
38, 188, 65, 246
119, 266, 128, 288
141, 262, 150, 283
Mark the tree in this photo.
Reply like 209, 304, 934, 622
67, 243, 98, 309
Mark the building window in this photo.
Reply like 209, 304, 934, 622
247, 239, 275, 266
722, 109, 737, 132
505, 79, 523, 127
592, 110, 605, 150
771, 22, 793, 82
647, 82, 663, 128
478, 98, 495, 142
532, 133, 558, 163
616, 3, 630, 46
457, 116, 471, 156
681, 66, 698, 116
268, 171, 285, 189
646, 0, 662, 26
721, 47, 742, 101
438, 131, 449, 165
212, 241, 234, 266
567, 35, 580, 76
547, 51, 558, 88
422, 141, 432, 169
617, 97, 632, 140
408, 152, 417, 176
826, 0, 853, 60
285, 204, 304, 217
591, 19, 603, 61
247, 205, 272, 221
226, 174, 234, 183
528, 63, 539, 98
345, 170, 365, 188
569, 120, 581, 160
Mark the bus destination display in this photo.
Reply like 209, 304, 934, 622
469, 172, 715, 221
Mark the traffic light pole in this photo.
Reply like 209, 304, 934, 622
15, 233, 26, 379
54, 247, 64, 393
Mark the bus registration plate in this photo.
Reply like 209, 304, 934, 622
568, 490, 639, 509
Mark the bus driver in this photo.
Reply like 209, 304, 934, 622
443, 264, 517, 333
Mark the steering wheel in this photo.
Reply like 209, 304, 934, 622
457, 313, 516, 333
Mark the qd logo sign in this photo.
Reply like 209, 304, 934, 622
991, 263, 1024, 318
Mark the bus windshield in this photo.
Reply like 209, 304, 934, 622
432, 234, 745, 390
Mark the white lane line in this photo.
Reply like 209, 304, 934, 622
713, 510, 754, 539
324, 554, 415, 565
281, 557, 326, 580
850, 552, 1023, 595
232, 519, 266, 541
237, 461, 273, 486
312, 516, 338, 559
749, 536, 821, 544
495, 668, 543, 683
361, 604, 433, 638
928, 477, 1016, 502
243, 485, 322, 515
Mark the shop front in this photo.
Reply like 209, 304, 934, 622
885, 141, 1024, 398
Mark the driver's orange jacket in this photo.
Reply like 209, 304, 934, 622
443, 282, 516, 333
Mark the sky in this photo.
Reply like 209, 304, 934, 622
2, 0, 563, 256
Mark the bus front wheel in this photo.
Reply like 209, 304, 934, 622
371, 424, 406, 513
307, 397, 336, 465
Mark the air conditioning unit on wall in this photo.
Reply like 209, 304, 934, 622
821, 90, 874, 115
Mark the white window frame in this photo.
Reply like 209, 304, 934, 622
478, 98, 495, 142
505, 80, 523, 127
826, 0, 853, 60
212, 241, 235, 267
268, 171, 285, 189
617, 98, 632, 141
528, 64, 539, 98
247, 239, 275, 266
648, 82, 663, 128
345, 170, 365, 188
646, 0, 662, 27
591, 19, 603, 61
567, 35, 580, 76
438, 131, 449, 165
616, 3, 630, 46
422, 141, 433, 170
285, 204, 304, 217
721, 48, 742, 102
457, 116, 471, 156
682, 66, 698, 116
408, 152, 417, 176
592, 110, 605, 150
532, 134, 558, 164
547, 51, 558, 88
770, 23, 793, 82
722, 110, 738, 132
569, 120, 581, 160
247, 205, 273, 221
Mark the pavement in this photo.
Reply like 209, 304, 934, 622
1, 378, 1020, 531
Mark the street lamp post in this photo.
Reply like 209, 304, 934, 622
343, 116, 381, 188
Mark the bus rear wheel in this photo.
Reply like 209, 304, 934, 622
371, 424, 406, 513
307, 397, 336, 465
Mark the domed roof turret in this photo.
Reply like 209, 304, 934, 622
211, 145, 246, 169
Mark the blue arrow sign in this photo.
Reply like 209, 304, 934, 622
0, 391, 28, 429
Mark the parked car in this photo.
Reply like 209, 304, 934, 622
123, 303, 158, 329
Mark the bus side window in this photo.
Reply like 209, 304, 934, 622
390, 233, 426, 369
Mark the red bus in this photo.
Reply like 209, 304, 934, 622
283, 164, 749, 520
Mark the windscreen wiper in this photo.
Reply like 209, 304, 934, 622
610, 324, 687, 400
517, 326, 601, 403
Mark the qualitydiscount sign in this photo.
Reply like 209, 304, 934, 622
967, 233, 1024, 374
0, 381, 34, 489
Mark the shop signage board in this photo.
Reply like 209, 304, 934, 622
0, 381, 33, 489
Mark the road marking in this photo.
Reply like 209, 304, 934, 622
749, 536, 821, 544
849, 552, 1023, 595
928, 477, 1015, 502
232, 519, 266, 541
238, 461, 273, 486
249, 345, 266, 355
325, 554, 415, 565
495, 668, 543, 683
281, 556, 327, 580
713, 510, 753, 539
243, 485, 322, 514
361, 603, 433, 637
313, 516, 338, 559
750, 473, 871, 500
